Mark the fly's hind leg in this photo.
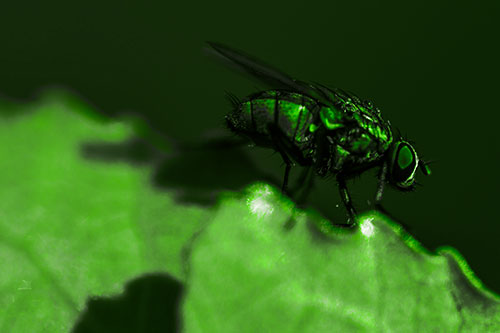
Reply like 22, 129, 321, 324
267, 124, 319, 230
268, 124, 312, 196
278, 150, 292, 195
337, 175, 358, 226
268, 125, 293, 195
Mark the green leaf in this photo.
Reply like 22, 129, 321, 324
183, 183, 500, 332
2, 90, 499, 332
0, 92, 206, 332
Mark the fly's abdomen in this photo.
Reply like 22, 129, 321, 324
226, 90, 319, 151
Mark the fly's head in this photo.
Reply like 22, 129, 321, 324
387, 140, 431, 191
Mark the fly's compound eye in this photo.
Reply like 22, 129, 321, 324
390, 141, 418, 189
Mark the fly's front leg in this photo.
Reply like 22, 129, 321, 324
374, 160, 395, 217
373, 161, 407, 229
375, 161, 388, 205
337, 175, 357, 225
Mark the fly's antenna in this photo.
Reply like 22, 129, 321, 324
224, 90, 241, 109
418, 159, 435, 176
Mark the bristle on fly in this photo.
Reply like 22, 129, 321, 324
224, 90, 241, 109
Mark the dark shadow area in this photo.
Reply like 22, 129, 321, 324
153, 147, 278, 205
81, 135, 280, 206
72, 273, 183, 333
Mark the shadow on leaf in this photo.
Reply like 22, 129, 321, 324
72, 273, 183, 333
81, 135, 279, 206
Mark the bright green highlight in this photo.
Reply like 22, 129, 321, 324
398, 145, 413, 169
351, 110, 390, 145
351, 133, 371, 152
249, 97, 313, 144
183, 184, 500, 332
265, 90, 277, 97
278, 100, 302, 124
336, 144, 350, 158
369, 122, 390, 144
319, 106, 344, 130
309, 123, 318, 133
241, 101, 251, 116
424, 163, 432, 175
0, 91, 207, 332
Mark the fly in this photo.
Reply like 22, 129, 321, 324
208, 42, 432, 225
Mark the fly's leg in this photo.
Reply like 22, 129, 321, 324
268, 125, 293, 195
375, 161, 388, 205
268, 123, 313, 195
374, 162, 391, 215
337, 175, 357, 226
271, 131, 313, 195
374, 161, 395, 215
278, 151, 292, 195
373, 161, 413, 232
267, 124, 320, 230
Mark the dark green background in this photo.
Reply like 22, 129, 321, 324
1, 0, 499, 294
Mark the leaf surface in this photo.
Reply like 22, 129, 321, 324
0, 93, 206, 332
183, 184, 500, 332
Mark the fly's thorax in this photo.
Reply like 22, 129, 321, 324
349, 106, 392, 151
327, 90, 392, 151
314, 104, 389, 172
319, 105, 345, 131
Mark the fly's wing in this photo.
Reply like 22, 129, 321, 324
207, 42, 334, 107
